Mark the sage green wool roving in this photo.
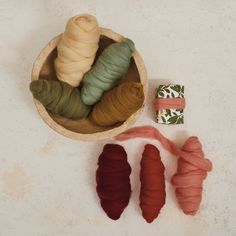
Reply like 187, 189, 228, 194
30, 79, 91, 120
81, 38, 135, 105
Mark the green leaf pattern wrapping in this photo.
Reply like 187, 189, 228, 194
156, 84, 184, 124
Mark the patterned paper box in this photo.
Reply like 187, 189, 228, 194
155, 84, 184, 124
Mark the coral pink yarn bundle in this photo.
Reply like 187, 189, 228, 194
116, 126, 212, 215
140, 144, 166, 223
96, 144, 132, 220
153, 98, 186, 110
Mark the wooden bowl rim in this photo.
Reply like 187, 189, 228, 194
31, 27, 147, 141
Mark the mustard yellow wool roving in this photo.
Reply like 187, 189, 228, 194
55, 14, 100, 87
81, 38, 135, 105
30, 80, 91, 120
90, 82, 144, 126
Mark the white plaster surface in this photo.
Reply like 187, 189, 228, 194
0, 0, 236, 235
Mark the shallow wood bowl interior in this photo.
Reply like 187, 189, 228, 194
31, 28, 147, 141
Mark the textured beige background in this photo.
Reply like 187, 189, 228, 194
0, 1, 236, 235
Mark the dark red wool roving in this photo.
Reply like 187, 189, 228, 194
96, 144, 132, 220
140, 144, 166, 223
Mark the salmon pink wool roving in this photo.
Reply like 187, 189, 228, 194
116, 126, 212, 215
96, 144, 132, 220
140, 144, 166, 223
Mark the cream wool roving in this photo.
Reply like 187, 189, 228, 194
81, 38, 135, 105
55, 14, 100, 87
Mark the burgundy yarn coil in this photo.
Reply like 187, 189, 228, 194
140, 144, 166, 223
96, 144, 132, 220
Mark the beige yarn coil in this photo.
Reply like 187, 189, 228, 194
55, 14, 100, 87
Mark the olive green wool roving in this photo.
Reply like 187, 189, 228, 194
30, 80, 91, 120
81, 38, 135, 105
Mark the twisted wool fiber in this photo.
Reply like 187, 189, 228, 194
55, 14, 100, 87
153, 98, 186, 110
30, 80, 90, 120
140, 144, 166, 223
90, 82, 144, 126
51, 114, 114, 134
116, 126, 212, 215
96, 144, 131, 220
81, 38, 135, 105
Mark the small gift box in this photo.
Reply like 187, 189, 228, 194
154, 84, 185, 124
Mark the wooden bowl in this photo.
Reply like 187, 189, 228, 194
31, 28, 147, 141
